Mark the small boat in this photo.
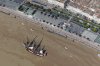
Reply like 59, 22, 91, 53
23, 36, 47, 57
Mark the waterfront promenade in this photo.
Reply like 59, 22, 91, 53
0, 6, 100, 51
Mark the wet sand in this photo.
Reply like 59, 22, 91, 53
0, 12, 100, 66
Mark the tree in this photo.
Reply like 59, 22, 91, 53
18, 5, 24, 11
92, 27, 98, 32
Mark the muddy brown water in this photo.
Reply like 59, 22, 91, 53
0, 12, 100, 66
